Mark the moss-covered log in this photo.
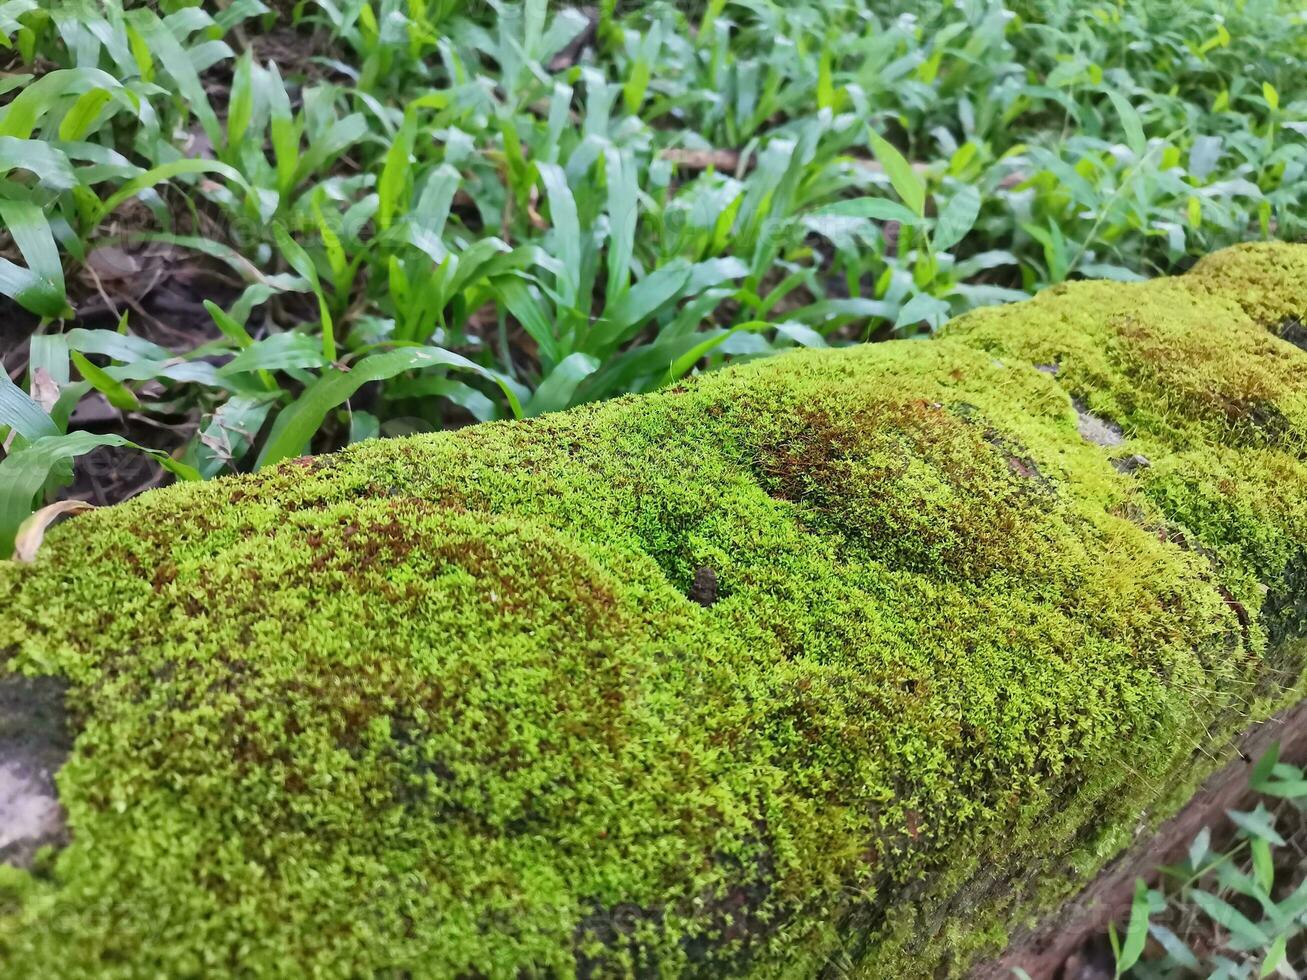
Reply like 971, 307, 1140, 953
2, 244, 1307, 977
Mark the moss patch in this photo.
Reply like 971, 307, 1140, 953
2, 243, 1307, 976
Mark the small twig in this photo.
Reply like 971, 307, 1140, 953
83, 262, 124, 324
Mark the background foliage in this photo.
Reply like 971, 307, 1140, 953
0, 0, 1304, 553
1106, 744, 1307, 980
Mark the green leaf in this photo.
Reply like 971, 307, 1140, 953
0, 368, 58, 440
596, 260, 692, 348
1114, 879, 1150, 976
189, 393, 275, 477
808, 197, 922, 225
71, 350, 138, 412
1227, 806, 1287, 847
0, 136, 77, 190
1251, 836, 1274, 892
1106, 91, 1146, 158
218, 332, 326, 376
405, 164, 460, 262
226, 50, 254, 150
58, 87, 112, 142
93, 158, 244, 228
1189, 826, 1211, 869
273, 224, 335, 361
604, 148, 637, 307
868, 128, 925, 217
1251, 743, 1280, 789
526, 353, 599, 417
63, 328, 169, 363
204, 299, 254, 349
0, 198, 68, 318
347, 409, 379, 446
667, 320, 769, 381
895, 293, 951, 331
932, 186, 981, 252
377, 111, 416, 232
264, 61, 299, 195
129, 8, 225, 146
623, 53, 652, 115
1255, 778, 1307, 799
256, 348, 521, 468
498, 277, 562, 366
1148, 924, 1201, 972
0, 67, 121, 139
0, 431, 198, 558
1261, 933, 1287, 977
1190, 890, 1270, 946
538, 162, 581, 308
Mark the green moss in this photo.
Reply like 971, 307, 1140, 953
1, 243, 1306, 977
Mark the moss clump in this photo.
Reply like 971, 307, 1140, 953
1, 243, 1306, 977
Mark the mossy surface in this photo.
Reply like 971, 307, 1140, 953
2, 243, 1306, 977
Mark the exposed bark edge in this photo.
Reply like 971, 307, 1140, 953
973, 696, 1307, 980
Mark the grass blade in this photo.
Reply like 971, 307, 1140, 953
0, 367, 59, 440
256, 347, 522, 468
932, 185, 981, 252
71, 350, 139, 411
538, 163, 581, 308
525, 353, 599, 416
868, 128, 926, 217
0, 198, 68, 317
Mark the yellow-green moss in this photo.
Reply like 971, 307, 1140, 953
1, 243, 1306, 977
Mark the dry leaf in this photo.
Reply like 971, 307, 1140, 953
13, 500, 96, 563
31, 367, 60, 414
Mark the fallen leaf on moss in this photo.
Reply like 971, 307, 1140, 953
13, 500, 95, 563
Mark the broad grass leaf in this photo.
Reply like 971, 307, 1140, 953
808, 197, 922, 225
1106, 91, 1146, 158
0, 198, 67, 317
0, 368, 58, 440
1227, 807, 1287, 847
538, 162, 581, 308
0, 135, 77, 190
1251, 743, 1280, 789
596, 260, 692, 348
217, 332, 326, 377
667, 320, 768, 380
71, 350, 138, 411
58, 87, 113, 142
0, 66, 121, 139
1190, 890, 1269, 946
256, 348, 522, 468
93, 158, 245, 227
273, 224, 335, 360
932, 185, 981, 252
895, 292, 951, 330
604, 148, 637, 306
1115, 879, 1150, 974
498, 277, 562, 366
377, 111, 416, 232
868, 128, 925, 216
526, 352, 599, 416
129, 7, 225, 145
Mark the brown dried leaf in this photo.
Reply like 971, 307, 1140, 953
13, 500, 96, 563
